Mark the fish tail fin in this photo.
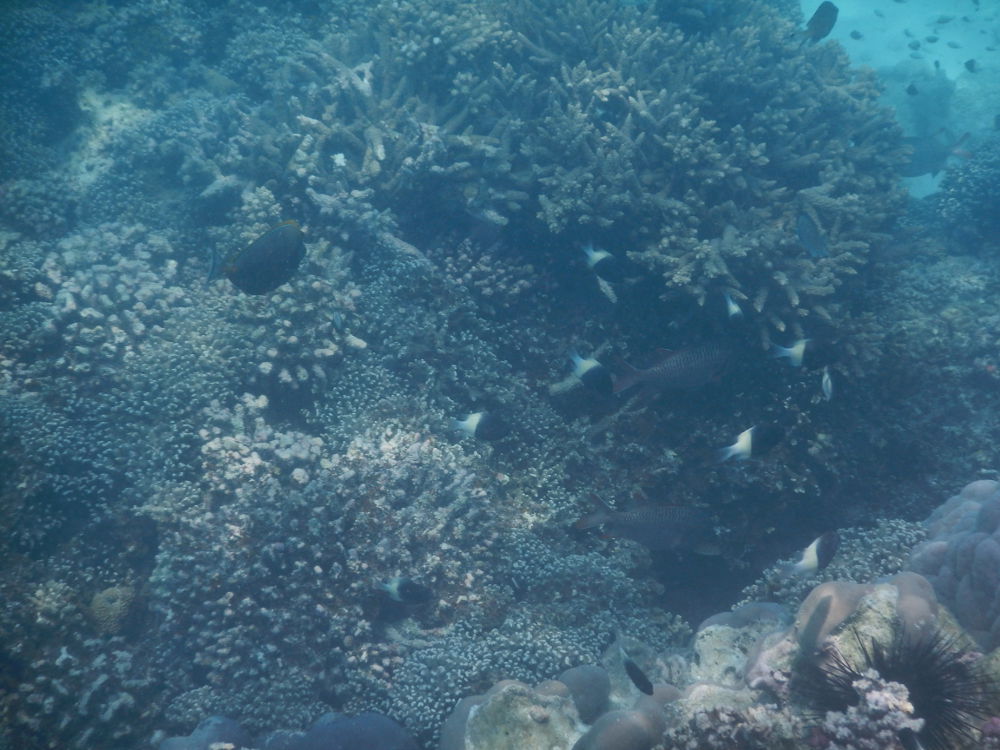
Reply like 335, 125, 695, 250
612, 361, 641, 394
717, 444, 737, 462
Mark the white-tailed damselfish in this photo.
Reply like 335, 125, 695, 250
772, 338, 837, 370
718, 424, 785, 461
453, 411, 510, 442
778, 531, 840, 579
379, 577, 434, 605
570, 353, 613, 397
583, 244, 623, 283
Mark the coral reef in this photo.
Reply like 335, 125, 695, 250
738, 519, 927, 608
0, 0, 985, 748
908, 479, 1000, 650
936, 134, 1000, 245
436, 567, 998, 749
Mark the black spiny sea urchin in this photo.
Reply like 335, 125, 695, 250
795, 628, 998, 750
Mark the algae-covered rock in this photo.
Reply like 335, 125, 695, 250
464, 681, 582, 750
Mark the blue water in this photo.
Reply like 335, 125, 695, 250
1, 0, 998, 748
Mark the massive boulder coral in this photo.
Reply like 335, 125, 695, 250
908, 479, 1000, 650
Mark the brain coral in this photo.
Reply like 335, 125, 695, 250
907, 479, 1000, 650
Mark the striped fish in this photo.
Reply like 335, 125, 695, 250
574, 498, 718, 554
613, 341, 731, 395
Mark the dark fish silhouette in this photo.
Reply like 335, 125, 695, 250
223, 220, 306, 294
574, 498, 717, 554
796, 212, 828, 258
623, 655, 654, 696
804, 2, 839, 42
613, 341, 731, 395
901, 132, 969, 177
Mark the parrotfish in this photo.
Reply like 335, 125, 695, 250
222, 220, 306, 295
613, 341, 731, 395
574, 498, 718, 554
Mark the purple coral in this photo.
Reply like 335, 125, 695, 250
811, 670, 923, 750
